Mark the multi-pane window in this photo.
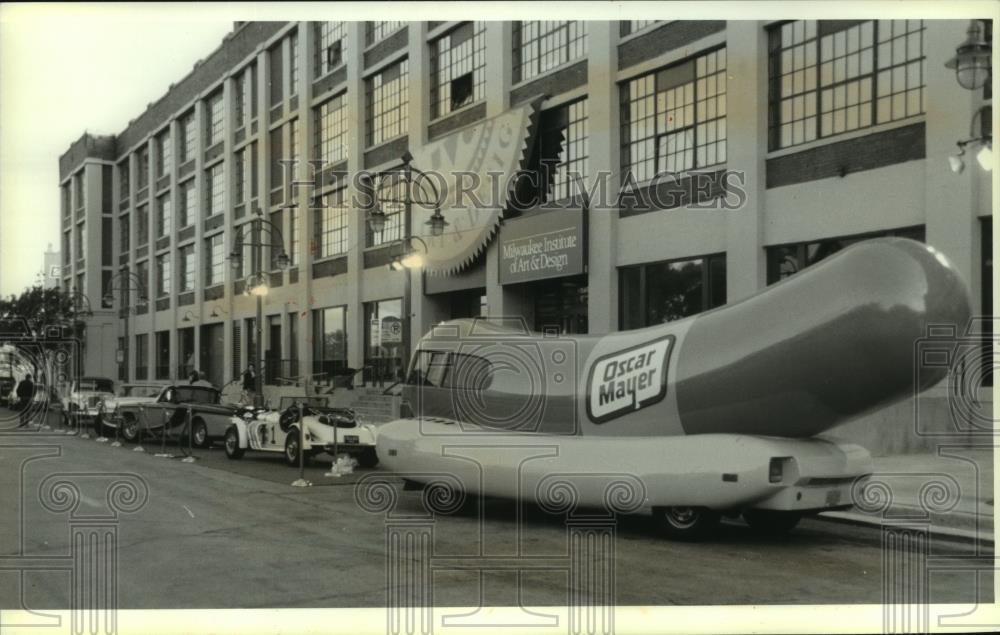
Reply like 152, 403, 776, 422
431, 22, 486, 118
206, 164, 224, 217
135, 333, 148, 380
180, 112, 196, 163
315, 188, 349, 258
537, 99, 589, 202
269, 42, 284, 106
619, 254, 727, 329
74, 174, 85, 207
179, 245, 195, 292
270, 127, 284, 192
366, 59, 409, 146
234, 149, 247, 203
367, 21, 403, 45
315, 93, 348, 165
119, 215, 130, 253
512, 21, 587, 83
315, 21, 347, 75
766, 226, 924, 283
206, 91, 224, 147
621, 20, 661, 36
118, 162, 130, 200
61, 185, 71, 216
288, 207, 300, 266
621, 47, 727, 181
234, 70, 248, 129
206, 233, 225, 286
289, 31, 300, 97
136, 147, 150, 190
768, 20, 925, 150
179, 180, 196, 227
75, 223, 86, 260
156, 194, 171, 237
137, 204, 149, 246
156, 131, 171, 177
156, 253, 171, 297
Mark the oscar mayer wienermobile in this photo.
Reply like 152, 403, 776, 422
375, 238, 971, 539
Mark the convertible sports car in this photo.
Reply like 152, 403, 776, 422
376, 238, 972, 539
114, 384, 239, 447
225, 397, 378, 467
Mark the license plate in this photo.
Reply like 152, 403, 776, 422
825, 489, 842, 506
344, 435, 359, 444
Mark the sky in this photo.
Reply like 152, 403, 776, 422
0, 4, 233, 297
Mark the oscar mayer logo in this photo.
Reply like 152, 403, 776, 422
587, 335, 675, 424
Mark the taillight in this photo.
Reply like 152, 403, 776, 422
769, 457, 786, 483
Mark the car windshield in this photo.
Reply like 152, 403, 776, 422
78, 378, 114, 393
174, 386, 219, 405
119, 385, 161, 398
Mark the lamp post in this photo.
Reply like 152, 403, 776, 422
945, 20, 993, 173
65, 288, 93, 388
103, 270, 149, 384
366, 152, 447, 377
228, 209, 290, 407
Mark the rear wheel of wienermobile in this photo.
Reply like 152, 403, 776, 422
653, 506, 721, 541
742, 509, 802, 534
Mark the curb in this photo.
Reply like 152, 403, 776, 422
818, 510, 994, 545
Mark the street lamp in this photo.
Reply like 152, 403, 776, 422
945, 19, 992, 91
103, 270, 148, 383
367, 153, 447, 376
948, 105, 993, 173
228, 209, 290, 406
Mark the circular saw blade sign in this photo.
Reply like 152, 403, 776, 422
381, 317, 403, 344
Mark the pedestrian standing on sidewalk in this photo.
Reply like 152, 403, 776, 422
15, 374, 34, 428
241, 363, 256, 405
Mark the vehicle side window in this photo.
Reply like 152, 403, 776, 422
447, 353, 493, 391
406, 350, 450, 387
162, 388, 175, 403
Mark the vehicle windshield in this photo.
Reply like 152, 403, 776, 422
119, 384, 162, 398
174, 386, 220, 405
78, 378, 114, 393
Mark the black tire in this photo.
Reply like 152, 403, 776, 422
357, 447, 379, 469
653, 506, 721, 541
224, 427, 245, 459
120, 414, 140, 442
743, 509, 802, 534
191, 419, 210, 448
284, 428, 305, 467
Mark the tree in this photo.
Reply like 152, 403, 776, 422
0, 286, 91, 384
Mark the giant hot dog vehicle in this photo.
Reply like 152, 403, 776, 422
375, 238, 971, 539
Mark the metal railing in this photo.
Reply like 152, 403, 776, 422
264, 358, 300, 386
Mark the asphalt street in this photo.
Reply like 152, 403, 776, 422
0, 409, 992, 610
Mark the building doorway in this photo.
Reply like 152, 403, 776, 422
531, 275, 588, 334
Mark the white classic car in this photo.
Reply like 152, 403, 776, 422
62, 377, 115, 427
224, 397, 378, 467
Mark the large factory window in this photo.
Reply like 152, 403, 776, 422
619, 254, 727, 330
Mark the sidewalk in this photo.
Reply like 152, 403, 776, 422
821, 448, 994, 543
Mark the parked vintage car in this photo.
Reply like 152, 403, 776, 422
0, 375, 15, 407
92, 382, 167, 436
62, 377, 115, 427
224, 397, 378, 467
114, 384, 239, 447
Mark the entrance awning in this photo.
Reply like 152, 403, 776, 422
409, 100, 541, 276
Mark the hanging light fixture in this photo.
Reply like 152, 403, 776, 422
425, 209, 449, 237
945, 20, 992, 90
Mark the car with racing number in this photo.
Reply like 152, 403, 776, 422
224, 396, 378, 467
